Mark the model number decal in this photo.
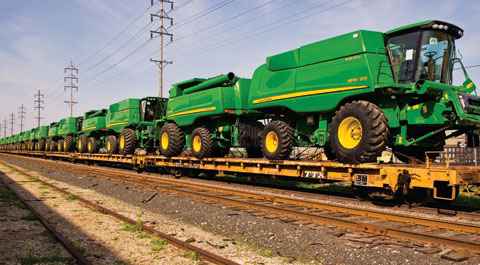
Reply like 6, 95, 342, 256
348, 76, 368, 83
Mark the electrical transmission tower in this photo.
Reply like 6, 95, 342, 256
18, 104, 26, 133
34, 90, 44, 126
64, 61, 78, 117
3, 119, 6, 138
9, 113, 15, 136
150, 0, 174, 97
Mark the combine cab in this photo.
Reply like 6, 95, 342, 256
106, 97, 167, 155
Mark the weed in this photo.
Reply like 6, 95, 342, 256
151, 246, 164, 252
9, 168, 17, 174
137, 232, 150, 239
262, 249, 274, 258
38, 186, 48, 189
183, 251, 202, 261
74, 244, 86, 254
96, 221, 103, 225
114, 260, 124, 265
20, 212, 37, 221
121, 220, 143, 232
19, 245, 71, 265
65, 194, 76, 201
151, 238, 168, 246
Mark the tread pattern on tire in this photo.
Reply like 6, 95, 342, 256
330, 100, 389, 164
261, 120, 294, 160
107, 135, 118, 154
159, 123, 185, 157
119, 128, 137, 155
78, 134, 88, 153
88, 137, 98, 154
191, 127, 213, 159
64, 136, 74, 152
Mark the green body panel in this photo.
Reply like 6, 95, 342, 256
12, 134, 19, 144
106, 98, 141, 133
82, 109, 107, 137
29, 129, 37, 141
20, 131, 31, 143
47, 122, 59, 139
248, 30, 388, 113
58, 117, 82, 138
34, 126, 48, 140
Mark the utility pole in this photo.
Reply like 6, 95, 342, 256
3, 119, 7, 138
150, 0, 173, 98
18, 104, 26, 133
64, 61, 78, 117
34, 90, 44, 127
9, 113, 15, 136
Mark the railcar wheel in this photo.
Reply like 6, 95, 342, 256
64, 136, 74, 152
261, 120, 293, 160
352, 185, 370, 200
403, 188, 430, 206
159, 123, 185, 157
330, 100, 389, 164
119, 128, 137, 155
57, 140, 64, 152
190, 127, 213, 159
78, 134, 88, 153
107, 135, 118, 155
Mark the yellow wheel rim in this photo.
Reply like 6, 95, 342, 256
63, 141, 66, 149
161, 132, 169, 150
79, 141, 82, 150
265, 131, 279, 153
338, 117, 362, 149
88, 142, 91, 151
120, 136, 125, 149
107, 141, 111, 151
193, 135, 202, 152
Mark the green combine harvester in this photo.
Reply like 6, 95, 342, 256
78, 109, 108, 153
57, 117, 83, 152
34, 126, 48, 151
46, 122, 60, 151
161, 20, 479, 164
105, 97, 167, 155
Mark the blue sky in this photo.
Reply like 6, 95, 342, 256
1, 0, 479, 136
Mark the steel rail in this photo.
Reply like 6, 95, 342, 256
0, 169, 93, 265
0, 161, 239, 265
26, 159, 480, 253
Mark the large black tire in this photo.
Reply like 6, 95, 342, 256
78, 134, 88, 153
57, 140, 64, 152
159, 123, 185, 157
46, 139, 52, 151
261, 120, 294, 160
87, 137, 98, 154
190, 127, 213, 159
107, 135, 118, 155
38, 139, 46, 151
119, 128, 137, 155
330, 101, 389, 164
49, 140, 56, 152
64, 136, 74, 152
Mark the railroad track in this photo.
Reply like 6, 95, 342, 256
3, 153, 480, 254
0, 160, 239, 265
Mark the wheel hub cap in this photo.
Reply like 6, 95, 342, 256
193, 135, 202, 152
338, 117, 362, 149
265, 131, 279, 153
161, 132, 169, 150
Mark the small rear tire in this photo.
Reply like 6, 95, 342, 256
58, 140, 64, 152
261, 120, 294, 160
64, 136, 74, 152
159, 123, 185, 157
87, 137, 98, 154
191, 127, 213, 159
78, 134, 88, 153
119, 128, 137, 155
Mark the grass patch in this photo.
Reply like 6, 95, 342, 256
65, 194, 77, 201
183, 250, 202, 261
151, 238, 168, 246
20, 211, 37, 221
74, 244, 86, 254
38, 185, 48, 189
19, 247, 72, 265
121, 220, 144, 232
0, 184, 26, 209
9, 168, 17, 174
137, 232, 150, 239
151, 246, 164, 252
262, 249, 274, 258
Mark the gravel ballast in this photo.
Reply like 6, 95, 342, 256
1, 154, 478, 264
